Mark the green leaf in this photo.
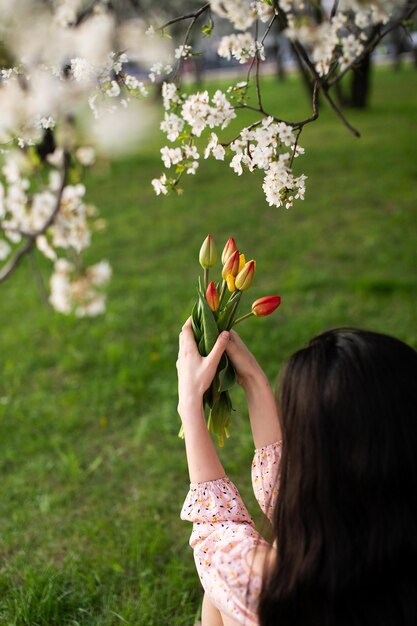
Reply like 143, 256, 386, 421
207, 391, 232, 447
191, 301, 202, 343
198, 334, 205, 355
197, 286, 219, 356
218, 354, 236, 393
217, 292, 242, 331
202, 19, 213, 37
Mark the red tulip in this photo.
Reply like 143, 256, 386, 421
252, 296, 281, 317
235, 260, 255, 291
221, 249, 240, 280
206, 281, 220, 311
221, 237, 237, 264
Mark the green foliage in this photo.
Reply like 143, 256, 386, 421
0, 65, 416, 623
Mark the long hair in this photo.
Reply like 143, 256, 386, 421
258, 329, 417, 626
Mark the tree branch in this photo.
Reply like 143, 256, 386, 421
157, 3, 210, 32
292, 40, 361, 138
328, 2, 417, 87
0, 151, 70, 284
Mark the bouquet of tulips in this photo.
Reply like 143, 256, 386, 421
180, 234, 281, 447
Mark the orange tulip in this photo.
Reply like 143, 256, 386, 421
235, 260, 255, 291
221, 249, 240, 280
206, 281, 220, 311
221, 237, 237, 264
252, 296, 281, 317
199, 234, 217, 269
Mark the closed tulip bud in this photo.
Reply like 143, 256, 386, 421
199, 234, 217, 269
235, 260, 255, 291
206, 281, 220, 311
221, 237, 237, 264
222, 249, 240, 279
252, 296, 281, 317
226, 274, 236, 292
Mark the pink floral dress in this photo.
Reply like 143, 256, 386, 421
181, 441, 282, 625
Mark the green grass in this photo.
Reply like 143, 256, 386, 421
0, 64, 416, 624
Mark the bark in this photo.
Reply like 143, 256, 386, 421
350, 52, 372, 109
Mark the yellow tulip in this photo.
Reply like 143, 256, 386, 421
226, 274, 236, 292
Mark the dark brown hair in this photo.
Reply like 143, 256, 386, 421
259, 329, 417, 626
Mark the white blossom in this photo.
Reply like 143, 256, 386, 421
160, 147, 183, 168
148, 62, 172, 83
217, 33, 265, 64
39, 116, 56, 130
124, 75, 148, 97
277, 122, 296, 147
204, 133, 225, 160
76, 146, 96, 166
185, 161, 199, 175
230, 153, 244, 176
174, 45, 193, 59
355, 11, 371, 29
152, 174, 168, 195
49, 259, 73, 314
106, 80, 121, 97
0, 239, 11, 261
36, 235, 57, 261
70, 57, 95, 83
162, 82, 181, 110
160, 113, 184, 142
210, 0, 257, 31
88, 260, 112, 286
256, 0, 274, 22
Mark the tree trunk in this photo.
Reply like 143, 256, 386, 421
350, 52, 372, 109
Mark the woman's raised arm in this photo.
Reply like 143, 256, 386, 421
177, 317, 230, 483
226, 331, 281, 449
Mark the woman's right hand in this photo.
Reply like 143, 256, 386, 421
226, 330, 281, 448
225, 330, 267, 389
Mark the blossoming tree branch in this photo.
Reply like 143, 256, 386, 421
0, 0, 415, 315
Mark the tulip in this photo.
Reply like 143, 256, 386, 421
221, 249, 240, 280
226, 274, 236, 292
199, 234, 217, 269
238, 253, 246, 274
252, 296, 281, 317
221, 237, 237, 264
206, 281, 220, 312
235, 260, 255, 291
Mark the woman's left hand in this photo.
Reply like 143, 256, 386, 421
177, 317, 230, 416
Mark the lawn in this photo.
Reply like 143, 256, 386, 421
0, 64, 416, 625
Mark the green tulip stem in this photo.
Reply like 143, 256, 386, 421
204, 268, 209, 291
219, 281, 227, 307
224, 289, 240, 307
226, 292, 243, 329
233, 312, 255, 327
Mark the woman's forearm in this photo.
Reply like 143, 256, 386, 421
179, 400, 226, 484
242, 371, 282, 449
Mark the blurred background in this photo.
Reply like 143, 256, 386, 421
0, 4, 416, 624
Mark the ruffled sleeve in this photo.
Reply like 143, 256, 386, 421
181, 477, 268, 625
251, 440, 283, 522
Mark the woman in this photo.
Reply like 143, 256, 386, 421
177, 320, 417, 626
